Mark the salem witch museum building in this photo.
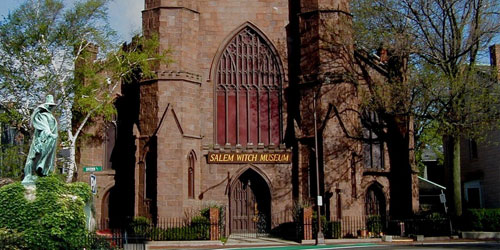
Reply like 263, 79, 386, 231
78, 0, 419, 233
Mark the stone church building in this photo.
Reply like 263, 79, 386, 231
78, 0, 419, 232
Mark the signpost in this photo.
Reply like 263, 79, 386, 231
90, 174, 97, 195
84, 166, 101, 195
83, 166, 102, 172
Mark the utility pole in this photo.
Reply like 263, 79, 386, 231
313, 92, 325, 245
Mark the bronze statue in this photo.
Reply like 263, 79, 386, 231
22, 95, 58, 185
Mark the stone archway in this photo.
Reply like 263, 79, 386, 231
230, 168, 271, 234
365, 183, 386, 216
100, 187, 112, 228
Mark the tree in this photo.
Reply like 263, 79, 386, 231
351, 0, 500, 216
0, 0, 168, 182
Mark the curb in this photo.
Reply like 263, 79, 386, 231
302, 238, 382, 245
461, 231, 500, 240
145, 240, 224, 249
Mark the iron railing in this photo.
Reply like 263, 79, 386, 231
95, 211, 226, 242
85, 230, 145, 250
303, 215, 452, 239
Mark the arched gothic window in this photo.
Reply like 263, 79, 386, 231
216, 26, 283, 146
188, 151, 196, 199
362, 112, 384, 169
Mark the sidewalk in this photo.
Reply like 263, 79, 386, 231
224, 234, 300, 247
143, 235, 481, 250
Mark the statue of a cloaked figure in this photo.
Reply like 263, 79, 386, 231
22, 95, 58, 185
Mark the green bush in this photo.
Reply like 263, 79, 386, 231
130, 216, 152, 238
0, 144, 27, 179
131, 214, 210, 241
312, 213, 327, 236
463, 209, 500, 231
85, 232, 117, 250
324, 221, 342, 239
0, 176, 92, 249
146, 224, 209, 241
200, 204, 224, 220
191, 215, 210, 226
0, 228, 27, 250
366, 215, 383, 235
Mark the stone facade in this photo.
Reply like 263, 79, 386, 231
77, 0, 419, 231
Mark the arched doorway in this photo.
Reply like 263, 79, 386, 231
230, 168, 271, 234
100, 187, 112, 228
365, 183, 386, 216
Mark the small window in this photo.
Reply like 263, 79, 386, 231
351, 153, 357, 198
469, 139, 478, 159
188, 151, 196, 199
104, 123, 116, 170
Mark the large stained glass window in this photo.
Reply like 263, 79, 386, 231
216, 26, 283, 146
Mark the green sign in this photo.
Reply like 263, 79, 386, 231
83, 166, 102, 172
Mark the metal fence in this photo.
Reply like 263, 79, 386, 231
94, 209, 226, 242
85, 230, 146, 250
304, 215, 452, 239
133, 217, 211, 241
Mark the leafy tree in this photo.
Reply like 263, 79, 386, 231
351, 0, 500, 216
0, 0, 168, 182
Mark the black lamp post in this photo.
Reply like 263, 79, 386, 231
313, 92, 325, 245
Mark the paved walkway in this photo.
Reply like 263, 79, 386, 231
219, 243, 380, 250
224, 233, 300, 247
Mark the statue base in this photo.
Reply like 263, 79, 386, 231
21, 175, 38, 186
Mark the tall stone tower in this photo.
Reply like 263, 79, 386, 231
287, 0, 366, 217
139, 0, 203, 219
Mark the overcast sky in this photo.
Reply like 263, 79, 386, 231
0, 0, 143, 43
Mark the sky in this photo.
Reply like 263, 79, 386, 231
0, 0, 497, 64
0, 0, 143, 43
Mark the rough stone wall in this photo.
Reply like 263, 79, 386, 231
154, 79, 203, 217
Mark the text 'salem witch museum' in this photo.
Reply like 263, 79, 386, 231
78, 0, 419, 233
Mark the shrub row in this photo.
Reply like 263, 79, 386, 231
462, 209, 500, 232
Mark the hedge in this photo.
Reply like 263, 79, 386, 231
462, 209, 500, 232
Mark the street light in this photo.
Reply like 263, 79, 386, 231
313, 92, 325, 245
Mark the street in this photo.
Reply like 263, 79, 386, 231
176, 242, 500, 250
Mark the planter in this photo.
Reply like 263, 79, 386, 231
358, 229, 368, 238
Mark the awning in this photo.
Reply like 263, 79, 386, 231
418, 176, 446, 192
